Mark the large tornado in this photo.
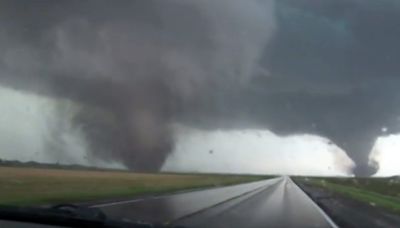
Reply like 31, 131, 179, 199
1, 0, 400, 175
262, 0, 400, 175
0, 0, 275, 171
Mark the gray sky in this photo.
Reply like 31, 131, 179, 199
0, 0, 400, 176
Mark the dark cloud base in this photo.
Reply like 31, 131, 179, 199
0, 0, 399, 175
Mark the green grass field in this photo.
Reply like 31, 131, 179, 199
0, 166, 269, 206
297, 177, 400, 214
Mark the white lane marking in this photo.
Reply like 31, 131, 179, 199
172, 181, 279, 223
91, 178, 281, 208
91, 195, 165, 208
288, 177, 338, 228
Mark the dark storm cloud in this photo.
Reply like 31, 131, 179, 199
177, 0, 400, 176
0, 0, 274, 171
1, 0, 400, 175
210, 0, 400, 176
264, 0, 400, 176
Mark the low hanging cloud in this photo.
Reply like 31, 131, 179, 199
163, 125, 355, 176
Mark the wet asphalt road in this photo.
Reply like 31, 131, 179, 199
93, 177, 337, 228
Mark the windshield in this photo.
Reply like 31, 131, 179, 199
0, 1, 399, 227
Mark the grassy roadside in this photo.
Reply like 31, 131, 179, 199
304, 178, 400, 214
0, 166, 270, 206
317, 177, 400, 198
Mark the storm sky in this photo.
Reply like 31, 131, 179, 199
1, 0, 400, 176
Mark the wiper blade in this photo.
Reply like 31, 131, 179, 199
49, 204, 107, 221
0, 204, 181, 228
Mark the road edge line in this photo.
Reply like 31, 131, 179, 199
289, 177, 339, 228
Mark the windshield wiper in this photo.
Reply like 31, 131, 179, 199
0, 204, 182, 228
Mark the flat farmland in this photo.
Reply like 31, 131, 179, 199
296, 176, 400, 214
0, 166, 268, 206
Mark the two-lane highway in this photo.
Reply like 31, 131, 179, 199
93, 177, 337, 227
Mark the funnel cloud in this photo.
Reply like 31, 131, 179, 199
0, 0, 400, 175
